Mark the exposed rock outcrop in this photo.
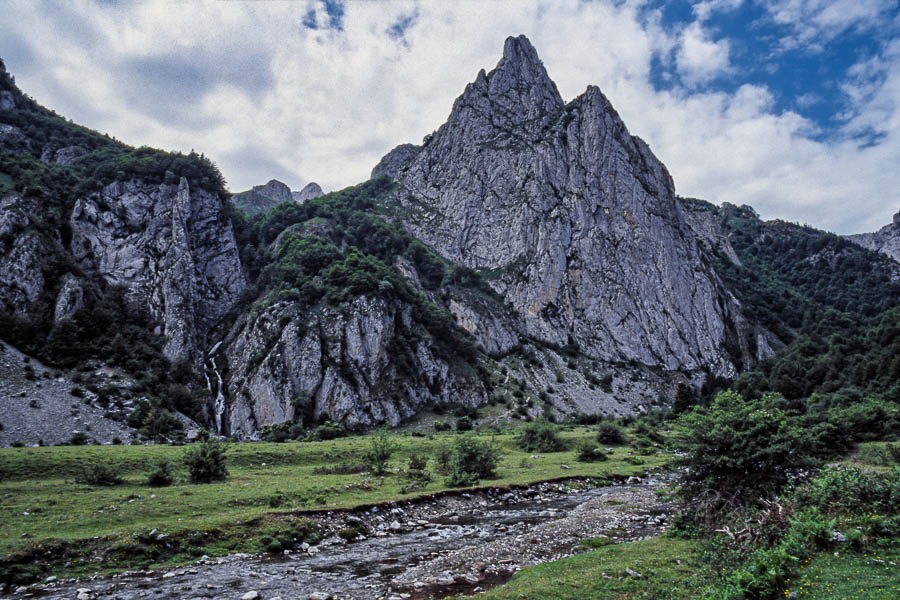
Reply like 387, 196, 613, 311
53, 273, 84, 323
386, 35, 751, 378
293, 182, 323, 203
847, 209, 900, 263
69, 177, 244, 360
371, 143, 420, 179
0, 194, 45, 312
40, 144, 87, 165
224, 296, 486, 436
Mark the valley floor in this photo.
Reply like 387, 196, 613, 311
0, 429, 663, 585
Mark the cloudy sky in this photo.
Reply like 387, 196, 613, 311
1, 0, 898, 234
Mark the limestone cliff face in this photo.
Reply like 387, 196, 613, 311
384, 35, 748, 377
69, 178, 244, 360
847, 210, 900, 263
224, 296, 486, 437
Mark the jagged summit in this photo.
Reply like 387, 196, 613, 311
384, 35, 756, 377
444, 35, 564, 144
487, 35, 564, 117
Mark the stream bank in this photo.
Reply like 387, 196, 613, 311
8, 475, 675, 600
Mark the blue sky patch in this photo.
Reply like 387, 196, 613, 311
643, 0, 899, 146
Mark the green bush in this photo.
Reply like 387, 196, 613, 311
68, 431, 89, 446
445, 434, 501, 485
445, 470, 480, 487
363, 427, 397, 476
515, 419, 567, 452
455, 416, 473, 431
791, 465, 900, 516
575, 440, 608, 462
146, 460, 175, 487
408, 454, 428, 472
182, 438, 228, 483
306, 420, 345, 441
433, 441, 453, 474
76, 463, 124, 486
596, 423, 627, 445
673, 390, 818, 512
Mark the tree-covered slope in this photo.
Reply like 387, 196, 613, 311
688, 200, 900, 402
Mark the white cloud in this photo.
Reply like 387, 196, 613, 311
693, 0, 743, 22
767, 0, 896, 51
676, 21, 732, 86
0, 0, 898, 233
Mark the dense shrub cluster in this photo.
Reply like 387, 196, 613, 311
182, 438, 228, 484
514, 419, 566, 452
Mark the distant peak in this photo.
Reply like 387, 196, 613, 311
502, 35, 540, 65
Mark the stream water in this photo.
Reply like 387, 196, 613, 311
23, 481, 671, 600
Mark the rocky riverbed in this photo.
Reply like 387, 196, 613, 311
9, 477, 674, 600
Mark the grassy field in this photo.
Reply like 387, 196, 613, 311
784, 546, 900, 599
0, 427, 665, 580
458, 536, 713, 600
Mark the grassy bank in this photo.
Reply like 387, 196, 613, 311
0, 427, 665, 581
461, 536, 713, 600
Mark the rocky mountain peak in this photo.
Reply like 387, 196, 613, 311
257, 179, 293, 204
893, 208, 899, 226
445, 35, 563, 139
293, 182, 323, 203
390, 36, 755, 378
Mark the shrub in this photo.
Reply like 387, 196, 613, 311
433, 441, 453, 473
69, 386, 85, 398
515, 419, 567, 452
447, 434, 501, 482
146, 460, 175, 487
408, 454, 428, 472
307, 420, 344, 441
791, 465, 900, 516
260, 423, 293, 443
432, 420, 450, 432
363, 427, 397, 476
183, 438, 228, 483
575, 440, 608, 462
455, 416, 473, 431
445, 470, 480, 487
68, 431, 89, 445
76, 463, 124, 486
673, 390, 818, 512
596, 423, 627, 445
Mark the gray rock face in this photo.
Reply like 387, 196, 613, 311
53, 274, 84, 323
69, 178, 244, 360
389, 35, 747, 377
40, 144, 87, 165
225, 296, 485, 436
371, 143, 420, 179
847, 209, 900, 263
678, 198, 742, 266
293, 182, 323, 203
0, 123, 29, 152
0, 194, 45, 312
0, 90, 14, 110
255, 179, 293, 205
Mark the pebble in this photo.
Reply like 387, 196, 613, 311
241, 592, 260, 600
